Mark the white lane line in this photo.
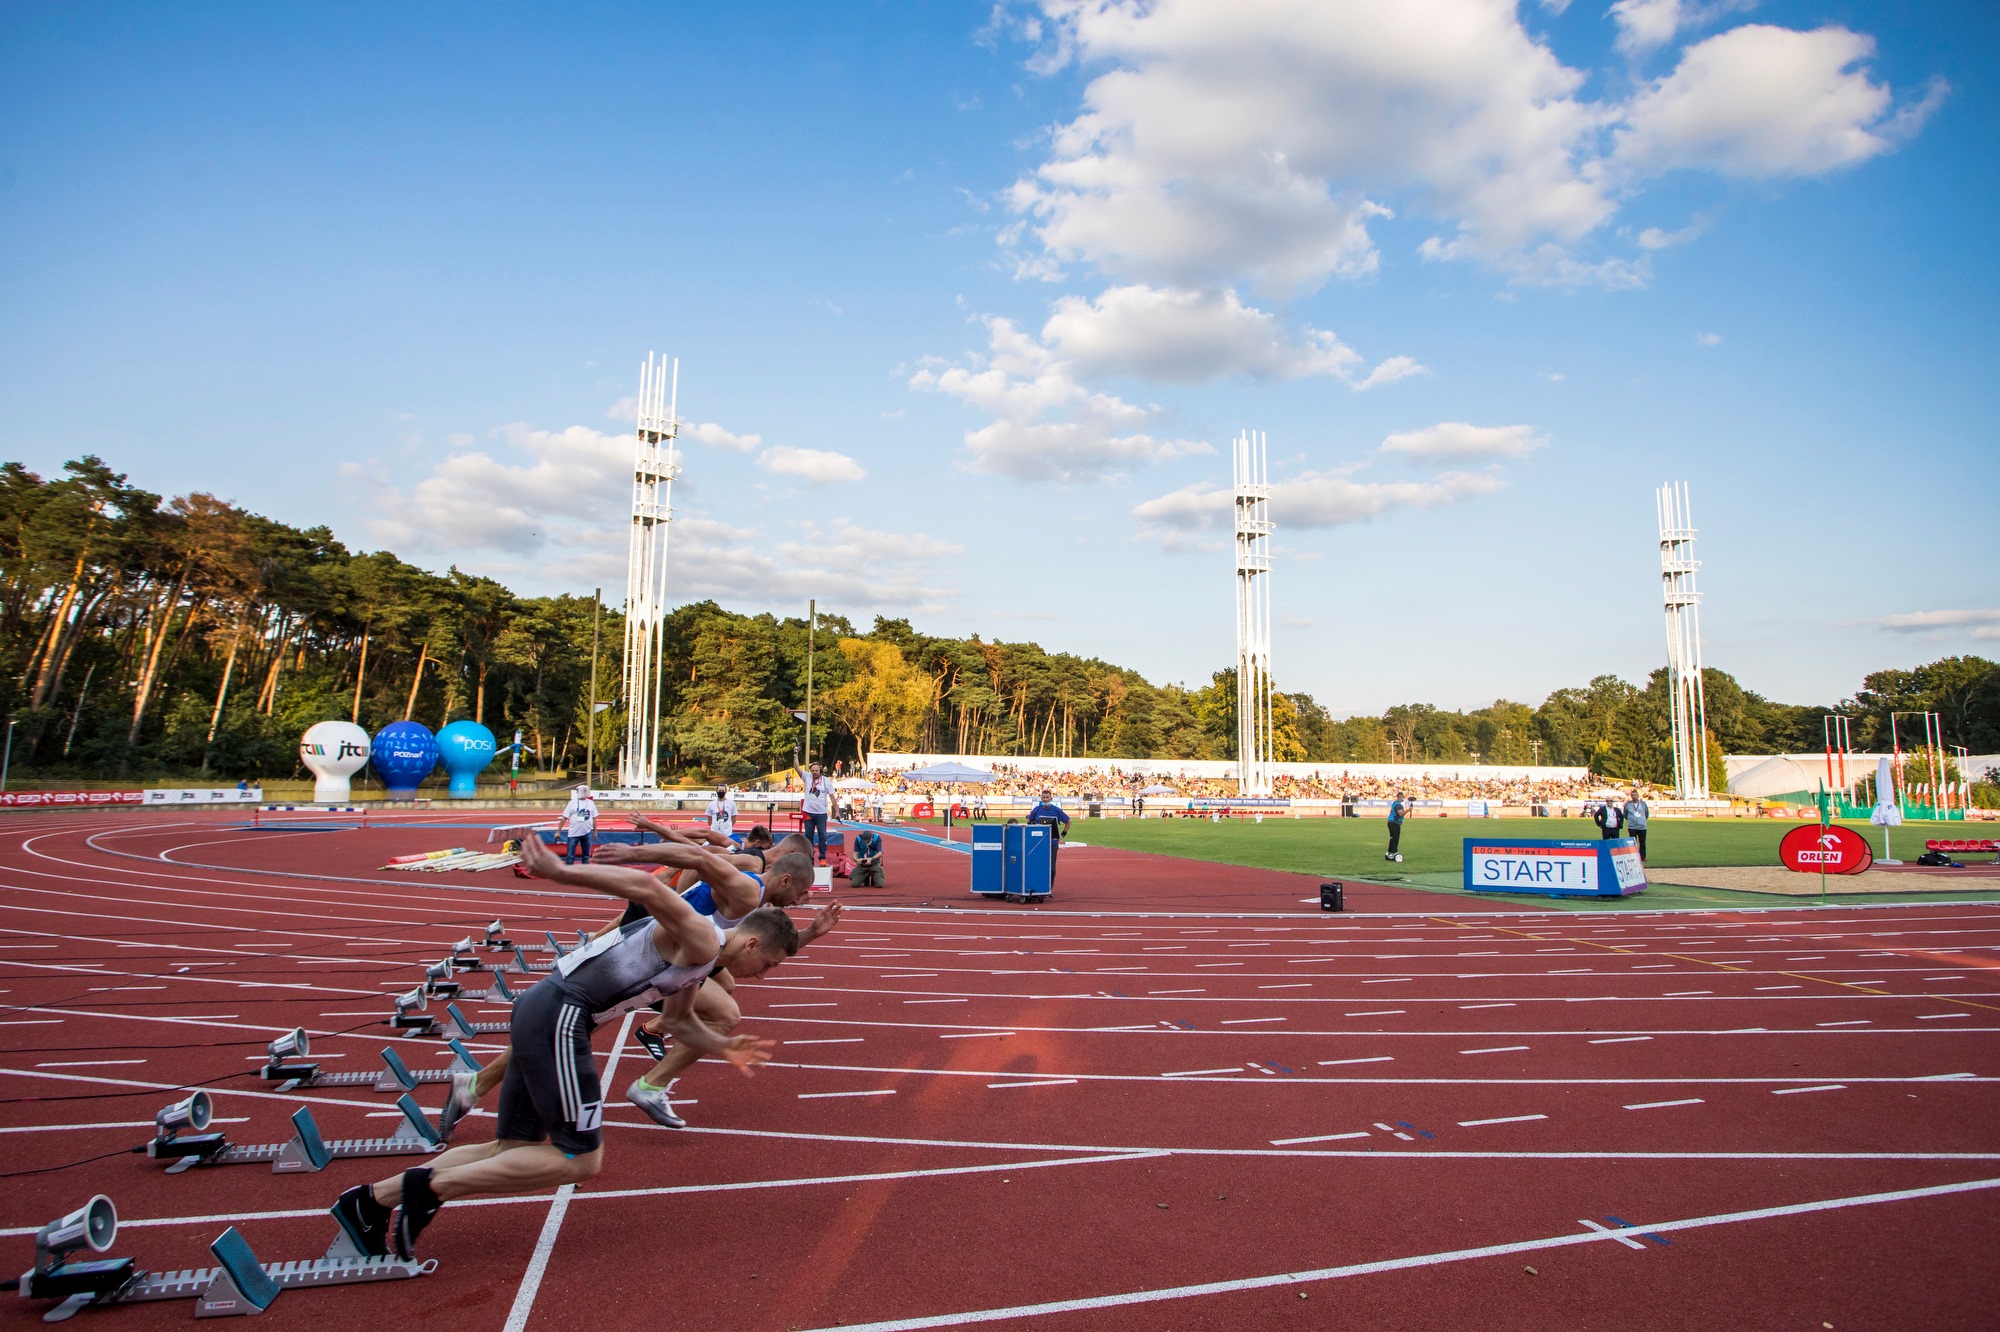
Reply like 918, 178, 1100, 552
1918, 1014, 1971, 1020
1818, 1021, 1871, 1027
1578, 1218, 1647, 1250
904, 999, 967, 1005
1589, 1037, 1652, 1044
1460, 1003, 1514, 1010
503, 1183, 573, 1332
1270, 1131, 1370, 1145
1317, 1057, 1392, 1066
1219, 1018, 1285, 1025
1460, 1046, 1529, 1055
1161, 1068, 1243, 1078
1773, 1085, 1846, 1095
36, 1059, 146, 1068
1664, 991, 1712, 997
1756, 986, 1800, 991
772, 1003, 837, 1008
1361, 978, 1411, 984
799, 1089, 897, 1099
1345, 1010, 1404, 1017
939, 1032, 1016, 1040
1457, 1114, 1548, 1127
1259, 984, 1311, 990
783, 1039, 865, 1046
1148, 989, 1204, 994
988, 1080, 1077, 1090
1624, 1099, 1704, 1111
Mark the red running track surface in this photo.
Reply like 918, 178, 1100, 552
0, 808, 1996, 1330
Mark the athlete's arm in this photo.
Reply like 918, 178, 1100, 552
518, 839, 719, 967
655, 986, 773, 1072
799, 901, 842, 946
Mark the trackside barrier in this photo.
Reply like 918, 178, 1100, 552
19, 1195, 432, 1321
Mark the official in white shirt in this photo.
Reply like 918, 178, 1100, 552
559, 783, 598, 864
799, 762, 833, 862
706, 784, 739, 840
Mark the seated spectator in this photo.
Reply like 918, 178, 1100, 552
850, 828, 885, 888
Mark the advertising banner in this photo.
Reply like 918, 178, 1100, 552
141, 788, 263, 806
0, 790, 143, 808
1777, 824, 1874, 875
1463, 838, 1649, 898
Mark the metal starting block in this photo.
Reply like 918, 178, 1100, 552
455, 969, 522, 1004
482, 919, 512, 949
150, 1096, 440, 1174
387, 987, 440, 1037
508, 945, 552, 976
265, 1042, 477, 1093
20, 1197, 433, 1323
422, 961, 461, 998
446, 1002, 510, 1038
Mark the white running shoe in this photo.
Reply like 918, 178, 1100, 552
1393, 854, 1404, 862
437, 1070, 477, 1140
625, 1079, 686, 1129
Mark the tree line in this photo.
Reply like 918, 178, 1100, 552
4, 455, 1995, 788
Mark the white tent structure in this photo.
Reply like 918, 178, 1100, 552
1727, 756, 1828, 801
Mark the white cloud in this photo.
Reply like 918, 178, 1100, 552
1609, 0, 1685, 55
1380, 422, 1546, 461
997, 2, 1938, 292
348, 424, 951, 611
686, 422, 761, 452
1615, 26, 1947, 178
911, 315, 1210, 482
1696, 331, 1722, 345
1872, 609, 2000, 639
1039, 283, 1423, 385
1133, 464, 1505, 537
758, 445, 866, 483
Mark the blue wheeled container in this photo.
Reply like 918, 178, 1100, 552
970, 823, 1053, 901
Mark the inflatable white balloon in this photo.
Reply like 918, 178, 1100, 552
299, 721, 371, 803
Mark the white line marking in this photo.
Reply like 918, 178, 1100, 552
1918, 1014, 1971, 1020
36, 1059, 145, 1068
1460, 1003, 1514, 1010
1578, 1218, 1647, 1250
1345, 1010, 1404, 1017
1589, 1037, 1652, 1044
1219, 1018, 1284, 1025
1458, 1114, 1548, 1127
938, 1031, 1016, 1040
504, 1186, 572, 1331
988, 1080, 1077, 1090
1161, 1068, 1242, 1078
1460, 1046, 1529, 1055
904, 999, 967, 1005
1818, 1021, 1871, 1027
799, 1089, 897, 1099
777, 1177, 2000, 1331
1270, 1131, 1370, 1145
1624, 1099, 1704, 1110
1259, 984, 1311, 990
772, 1003, 837, 1008
1317, 1057, 1393, 1066
0, 1117, 250, 1134
1773, 1085, 1846, 1095
1147, 989, 1203, 994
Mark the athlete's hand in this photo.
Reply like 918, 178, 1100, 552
631, 814, 668, 836
518, 836, 560, 876
720, 1035, 776, 1076
592, 843, 639, 865
803, 902, 843, 940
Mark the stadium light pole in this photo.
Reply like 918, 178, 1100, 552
622, 353, 678, 790
587, 588, 601, 793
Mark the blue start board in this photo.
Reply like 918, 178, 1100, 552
1462, 837, 1648, 898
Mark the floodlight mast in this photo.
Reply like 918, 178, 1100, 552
620, 354, 679, 789
1234, 431, 1274, 797
1657, 481, 1710, 800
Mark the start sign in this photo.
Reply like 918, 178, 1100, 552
1463, 838, 1648, 898
1778, 824, 1874, 875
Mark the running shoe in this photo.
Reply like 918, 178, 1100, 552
330, 1185, 390, 1258
625, 1079, 686, 1128
635, 1027, 669, 1061
436, 1069, 477, 1140
393, 1168, 442, 1260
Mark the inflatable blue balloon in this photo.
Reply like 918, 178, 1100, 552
371, 721, 439, 798
436, 721, 496, 799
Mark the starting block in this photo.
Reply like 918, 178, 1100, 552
149, 1094, 440, 1174
508, 945, 552, 976
446, 1002, 509, 1038
543, 930, 569, 957
455, 968, 521, 1004
388, 987, 440, 1037
422, 961, 461, 998
19, 1195, 431, 1322
263, 1041, 477, 1093
483, 919, 512, 949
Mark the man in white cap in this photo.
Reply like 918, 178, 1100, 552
560, 783, 598, 864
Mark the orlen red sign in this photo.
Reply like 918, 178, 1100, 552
1778, 824, 1875, 875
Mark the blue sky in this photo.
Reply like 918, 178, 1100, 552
2, 1, 1994, 716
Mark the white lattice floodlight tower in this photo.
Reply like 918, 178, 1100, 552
1657, 481, 1710, 799
1234, 431, 1274, 797
620, 353, 679, 790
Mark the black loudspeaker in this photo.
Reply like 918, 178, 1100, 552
1320, 881, 1343, 912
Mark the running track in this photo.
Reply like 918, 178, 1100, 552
1, 809, 1995, 1329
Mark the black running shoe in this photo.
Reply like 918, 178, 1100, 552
635, 1027, 668, 1061
330, 1185, 391, 1258
392, 1167, 443, 1260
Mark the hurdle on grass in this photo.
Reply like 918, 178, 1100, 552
18, 1194, 431, 1322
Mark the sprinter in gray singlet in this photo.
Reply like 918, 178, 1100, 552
330, 835, 796, 1260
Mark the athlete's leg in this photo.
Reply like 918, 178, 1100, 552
638, 978, 739, 1088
